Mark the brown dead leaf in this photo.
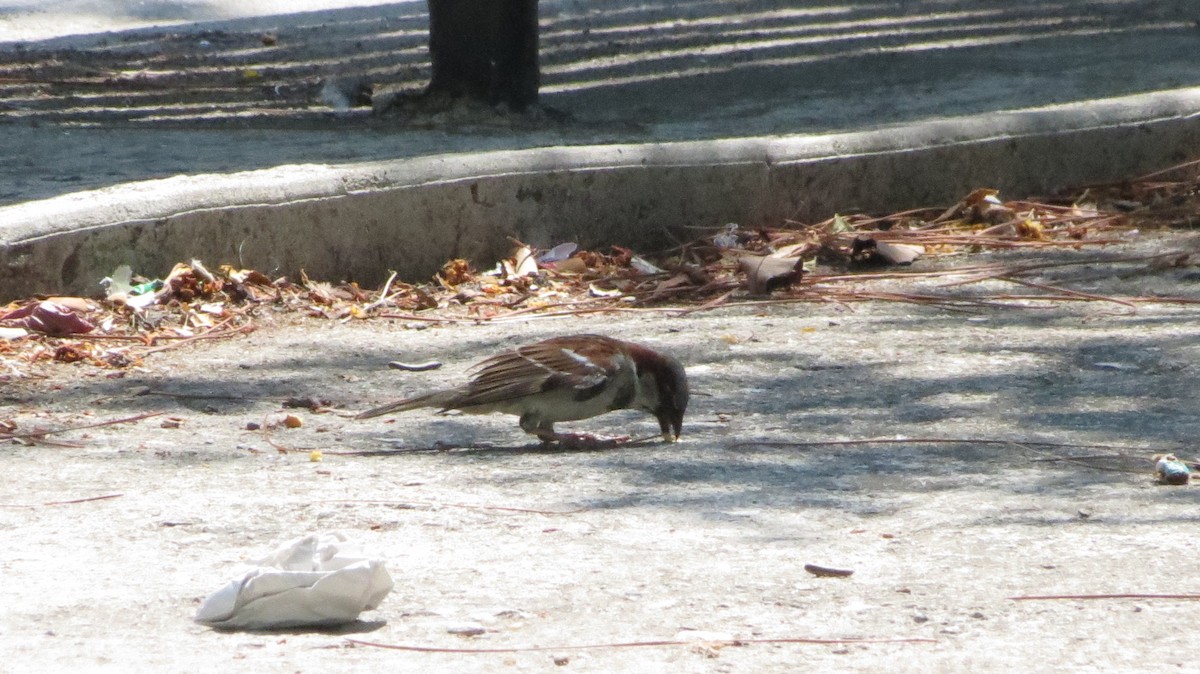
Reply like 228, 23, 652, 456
221, 266, 275, 287
164, 262, 220, 302
412, 287, 439, 310
264, 413, 304, 429
551, 257, 588, 274
1, 300, 96, 336
438, 259, 474, 287
934, 188, 1002, 223
45, 297, 93, 312
282, 396, 332, 410
1016, 219, 1048, 240
737, 255, 803, 294
875, 241, 925, 265
654, 273, 695, 293
963, 188, 1001, 208
849, 236, 923, 267
52, 344, 92, 363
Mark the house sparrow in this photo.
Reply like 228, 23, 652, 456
356, 334, 688, 445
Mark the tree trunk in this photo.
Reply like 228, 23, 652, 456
426, 0, 539, 111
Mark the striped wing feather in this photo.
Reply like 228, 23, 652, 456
446, 335, 622, 410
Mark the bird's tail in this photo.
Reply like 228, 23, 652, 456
355, 390, 456, 420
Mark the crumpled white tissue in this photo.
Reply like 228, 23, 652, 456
194, 531, 393, 630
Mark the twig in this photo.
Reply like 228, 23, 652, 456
145, 390, 275, 402
1129, 157, 1200, 183
0, 411, 162, 440
675, 289, 735, 317
936, 251, 1189, 287
139, 321, 254, 355
373, 312, 476, 324
44, 493, 123, 506
1010, 593, 1200, 601
316, 499, 587, 516
4, 435, 85, 448
346, 635, 936, 654
1003, 442, 1147, 473
1028, 454, 1139, 463
366, 270, 399, 307
995, 276, 1137, 308
259, 419, 305, 454
804, 563, 855, 578
728, 437, 1171, 453
991, 293, 1200, 305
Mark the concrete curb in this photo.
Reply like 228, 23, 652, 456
3, 88, 1200, 301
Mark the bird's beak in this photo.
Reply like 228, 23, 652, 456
658, 413, 683, 443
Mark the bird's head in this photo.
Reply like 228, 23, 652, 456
631, 346, 689, 442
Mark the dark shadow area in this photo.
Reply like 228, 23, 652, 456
0, 0, 1198, 203
211, 618, 388, 635
11, 288, 1199, 513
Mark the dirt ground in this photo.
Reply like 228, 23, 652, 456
4, 1, 1200, 671
3, 235, 1200, 672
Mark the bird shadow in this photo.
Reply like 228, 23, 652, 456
209, 619, 388, 635
334, 434, 667, 457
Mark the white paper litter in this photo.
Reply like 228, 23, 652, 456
194, 532, 393, 630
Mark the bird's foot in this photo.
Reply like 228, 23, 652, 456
542, 432, 631, 449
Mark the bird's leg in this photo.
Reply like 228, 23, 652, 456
522, 417, 628, 449
548, 431, 631, 449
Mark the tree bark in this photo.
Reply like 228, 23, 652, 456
426, 0, 539, 111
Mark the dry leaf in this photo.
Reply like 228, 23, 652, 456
875, 241, 924, 265
45, 297, 93, 312
630, 256, 665, 274
737, 255, 802, 294
438, 259, 474, 286
537, 242, 578, 263
588, 284, 623, 298
769, 242, 808, 258
1016, 219, 1048, 240
552, 257, 588, 274
850, 236, 923, 267
512, 246, 539, 277
653, 273, 694, 293
1, 300, 96, 336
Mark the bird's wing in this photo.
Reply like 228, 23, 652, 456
448, 335, 625, 409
